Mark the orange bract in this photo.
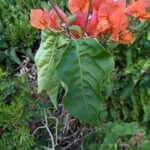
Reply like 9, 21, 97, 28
30, 9, 49, 29
68, 0, 89, 14
127, 0, 150, 20
92, 0, 101, 10
120, 30, 133, 44
109, 0, 128, 42
72, 11, 86, 30
86, 9, 99, 36
30, 0, 149, 44
97, 0, 111, 18
72, 9, 99, 37
49, 6, 68, 30
97, 17, 111, 34
30, 6, 68, 30
110, 30, 133, 44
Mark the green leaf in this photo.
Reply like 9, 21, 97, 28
140, 75, 150, 122
68, 15, 76, 24
56, 38, 114, 125
101, 122, 144, 150
0, 67, 3, 78
141, 59, 150, 73
138, 141, 150, 150
5, 48, 22, 65
35, 30, 67, 108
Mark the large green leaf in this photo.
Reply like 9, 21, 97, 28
56, 38, 114, 125
35, 30, 67, 108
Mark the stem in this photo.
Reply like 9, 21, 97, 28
49, 0, 71, 38
32, 126, 45, 136
49, 0, 72, 38
82, 0, 93, 37
49, 0, 66, 23
32, 0, 35, 7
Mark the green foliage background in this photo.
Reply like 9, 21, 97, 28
0, 0, 150, 149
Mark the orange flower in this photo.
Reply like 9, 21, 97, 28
30, 6, 68, 30
109, 0, 128, 39
49, 6, 68, 30
98, 0, 111, 19
68, 0, 89, 14
30, 9, 49, 29
86, 9, 99, 36
97, 17, 111, 34
127, 0, 150, 20
72, 11, 86, 30
119, 30, 133, 44
30, 0, 149, 45
110, 31, 120, 42
97, 0, 127, 35
109, 14, 128, 33
72, 9, 99, 37
111, 30, 133, 44
92, 0, 101, 10
96, 0, 112, 35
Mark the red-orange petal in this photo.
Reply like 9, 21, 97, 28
127, 0, 150, 20
119, 30, 133, 44
49, 6, 68, 30
140, 12, 150, 20
72, 11, 86, 30
98, 0, 111, 18
87, 9, 98, 36
30, 9, 46, 29
68, 0, 89, 14
109, 0, 128, 35
97, 17, 111, 34
110, 31, 120, 42
92, 0, 101, 10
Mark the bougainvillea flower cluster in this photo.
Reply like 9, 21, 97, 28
30, 6, 68, 30
30, 0, 150, 44
127, 0, 150, 20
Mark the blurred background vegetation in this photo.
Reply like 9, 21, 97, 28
0, 0, 150, 149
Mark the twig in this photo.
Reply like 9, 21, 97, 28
62, 139, 80, 150
41, 146, 53, 150
62, 131, 78, 140
49, 0, 66, 23
44, 114, 55, 150
32, 113, 58, 150
46, 116, 59, 147
52, 117, 59, 146
62, 114, 69, 135
103, 34, 111, 46
49, 0, 72, 38
63, 127, 103, 150
32, 126, 45, 136
82, 0, 93, 36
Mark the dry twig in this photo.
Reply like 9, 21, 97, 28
32, 113, 58, 150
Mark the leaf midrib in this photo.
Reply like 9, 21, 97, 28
74, 40, 87, 109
